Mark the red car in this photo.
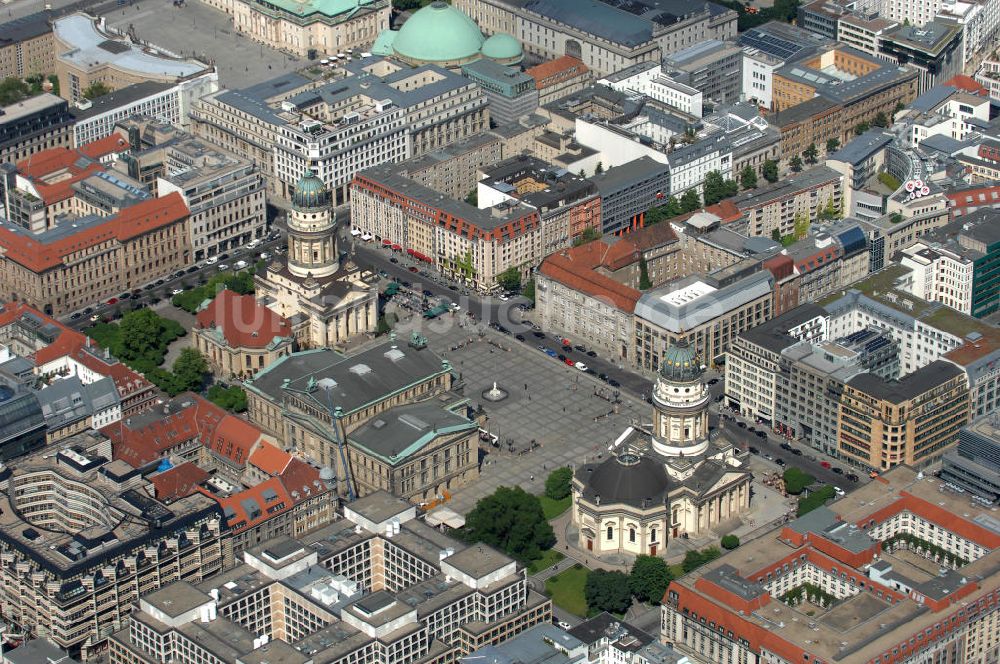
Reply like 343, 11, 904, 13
408, 266, 419, 273
820, 461, 831, 469
564, 358, 575, 366
106, 297, 119, 305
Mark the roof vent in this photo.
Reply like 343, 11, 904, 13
348, 363, 372, 375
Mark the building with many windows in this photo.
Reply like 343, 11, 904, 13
455, 0, 736, 77
939, 417, 1000, 504
222, 0, 389, 59
244, 334, 472, 503
69, 81, 182, 147
0, 431, 230, 660
662, 465, 1000, 664
110, 118, 267, 262
0, 11, 55, 80
0, 93, 73, 166
108, 491, 551, 664
52, 13, 217, 105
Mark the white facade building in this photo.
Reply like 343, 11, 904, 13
881, 0, 1000, 63
899, 242, 975, 314
599, 63, 704, 118
741, 47, 781, 110
908, 94, 992, 147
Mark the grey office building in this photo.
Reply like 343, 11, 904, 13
590, 156, 670, 234
0, 374, 46, 462
939, 420, 1000, 504
662, 40, 742, 105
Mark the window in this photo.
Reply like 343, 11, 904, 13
629, 528, 636, 543
607, 526, 613, 540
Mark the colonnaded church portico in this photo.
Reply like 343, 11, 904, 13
571, 341, 752, 557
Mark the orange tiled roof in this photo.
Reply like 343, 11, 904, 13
208, 458, 326, 534
106, 394, 261, 467
195, 289, 292, 350
944, 75, 990, 96
526, 56, 588, 89
78, 133, 130, 160
248, 440, 293, 475
0, 192, 189, 272
539, 241, 642, 312
150, 462, 210, 503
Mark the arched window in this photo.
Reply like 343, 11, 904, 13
651, 528, 657, 542
629, 528, 636, 543
606, 526, 614, 540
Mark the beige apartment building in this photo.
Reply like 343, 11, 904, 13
0, 12, 55, 79
0, 193, 191, 316
729, 165, 844, 239
838, 361, 970, 470
110, 118, 267, 261
0, 433, 230, 660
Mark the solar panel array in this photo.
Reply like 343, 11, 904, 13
739, 28, 804, 60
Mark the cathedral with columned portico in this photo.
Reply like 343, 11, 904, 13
256, 169, 377, 349
571, 342, 752, 557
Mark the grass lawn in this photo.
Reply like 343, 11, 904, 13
527, 549, 565, 574
545, 565, 589, 617
539, 495, 571, 520
669, 563, 684, 578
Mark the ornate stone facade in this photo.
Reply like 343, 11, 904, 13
572, 342, 752, 557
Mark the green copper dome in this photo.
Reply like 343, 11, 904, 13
292, 169, 330, 209
481, 33, 522, 62
392, 2, 484, 65
659, 341, 703, 382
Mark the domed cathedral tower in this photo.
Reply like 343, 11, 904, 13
652, 341, 710, 458
287, 169, 338, 279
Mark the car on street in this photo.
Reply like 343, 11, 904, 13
756, 431, 767, 439
835, 487, 846, 497
564, 358, 575, 366
89, 314, 101, 322
708, 378, 720, 385
498, 294, 509, 301
422, 289, 433, 297
186, 266, 198, 273
820, 461, 831, 469
748, 446, 759, 454
775, 458, 786, 466
598, 373, 608, 381
107, 297, 118, 305
586, 350, 596, 357
260, 252, 271, 260
205, 256, 219, 265
171, 288, 184, 295
608, 378, 620, 387
831, 466, 844, 474
574, 345, 586, 352
155, 279, 165, 286
545, 349, 558, 358
557, 354, 566, 361
70, 312, 82, 320
558, 621, 572, 631
390, 257, 398, 263
737, 421, 746, 428
780, 443, 792, 451
219, 253, 230, 261
409, 266, 419, 273
83, 307, 93, 315
235, 260, 248, 270
515, 334, 525, 341
791, 447, 802, 455
218, 264, 230, 271
533, 331, 545, 338
561, 345, 572, 353
845, 473, 859, 482
119, 293, 130, 300
575, 362, 588, 371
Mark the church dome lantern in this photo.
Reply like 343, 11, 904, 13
292, 169, 330, 210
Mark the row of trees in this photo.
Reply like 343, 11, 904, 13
584, 554, 674, 614
881, 533, 968, 568
780, 582, 837, 609
172, 265, 259, 313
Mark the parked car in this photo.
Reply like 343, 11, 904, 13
574, 345, 587, 352
205, 256, 219, 265
756, 431, 767, 439
586, 350, 596, 357
515, 334, 525, 341
234, 260, 248, 270
106, 297, 118, 305
218, 253, 230, 261
564, 358, 575, 366
409, 266, 419, 273
218, 264, 230, 271
775, 458, 786, 466
820, 461, 832, 469
748, 446, 760, 455
575, 362, 588, 371
545, 349, 558, 358
708, 378, 720, 385
831, 466, 844, 474
171, 288, 184, 295
260, 252, 271, 260
390, 257, 399, 264
791, 448, 802, 455
186, 266, 198, 273
533, 331, 545, 339
561, 345, 572, 353
845, 473, 860, 482
607, 378, 620, 388
780, 443, 792, 451
70, 312, 82, 320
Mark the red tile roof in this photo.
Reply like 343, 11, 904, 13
0, 301, 152, 398
78, 133, 130, 160
944, 75, 990, 96
526, 56, 588, 89
208, 457, 327, 534
859, 492, 1000, 549
0, 193, 189, 272
248, 440, 293, 475
106, 394, 262, 467
150, 462, 210, 503
539, 241, 642, 312
195, 289, 292, 350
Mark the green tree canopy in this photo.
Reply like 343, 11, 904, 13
464, 189, 477, 206
646, 196, 682, 225
680, 189, 701, 213
789, 155, 803, 172
522, 278, 536, 303
496, 266, 521, 292
782, 467, 815, 495
172, 348, 208, 393
873, 111, 889, 127
826, 138, 840, 153
207, 384, 248, 412
803, 143, 818, 164
739, 165, 758, 190
573, 227, 602, 246
595, 161, 604, 174
702, 170, 738, 205
462, 486, 556, 563
0, 77, 31, 105
638, 256, 652, 290
854, 121, 871, 136
585, 569, 632, 614
797, 485, 836, 516
682, 546, 722, 573
629, 555, 672, 604
762, 159, 779, 183
82, 81, 113, 100
721, 535, 740, 550
544, 467, 573, 501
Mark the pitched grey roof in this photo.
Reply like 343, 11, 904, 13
739, 303, 828, 351
846, 360, 963, 402
829, 130, 894, 166
348, 402, 475, 464
246, 341, 448, 416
